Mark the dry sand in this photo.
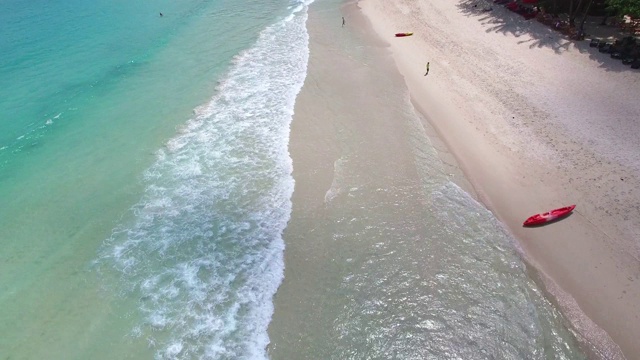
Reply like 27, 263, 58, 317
358, 0, 640, 358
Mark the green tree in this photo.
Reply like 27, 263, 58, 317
606, 0, 640, 17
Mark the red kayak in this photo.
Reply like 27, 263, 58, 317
523, 205, 576, 226
395, 32, 414, 37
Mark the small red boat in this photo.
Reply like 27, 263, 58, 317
523, 205, 576, 226
395, 32, 414, 37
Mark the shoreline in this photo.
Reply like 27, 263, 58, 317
358, 0, 640, 358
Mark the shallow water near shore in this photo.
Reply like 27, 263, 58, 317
268, 1, 589, 358
1, 0, 311, 358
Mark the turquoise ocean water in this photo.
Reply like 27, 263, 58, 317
1, 0, 311, 358
0, 0, 593, 359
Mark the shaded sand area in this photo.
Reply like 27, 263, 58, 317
357, 0, 640, 358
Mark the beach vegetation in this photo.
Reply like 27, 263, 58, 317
544, 0, 640, 19
540, 0, 595, 26
605, 0, 640, 16
566, 0, 596, 27
541, 0, 639, 34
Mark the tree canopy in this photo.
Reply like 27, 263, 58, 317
606, 0, 640, 17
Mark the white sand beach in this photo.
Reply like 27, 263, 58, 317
358, 0, 640, 358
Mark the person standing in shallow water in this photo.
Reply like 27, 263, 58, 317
342, 17, 345, 27
424, 62, 430, 76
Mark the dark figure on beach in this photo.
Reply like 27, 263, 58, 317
424, 62, 430, 76
160, 12, 163, 17
473, 4, 492, 11
342, 17, 345, 27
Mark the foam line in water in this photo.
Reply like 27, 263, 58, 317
97, 1, 314, 358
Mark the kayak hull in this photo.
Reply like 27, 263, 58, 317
523, 205, 576, 226
395, 32, 414, 37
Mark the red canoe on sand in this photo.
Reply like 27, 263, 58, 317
395, 32, 414, 37
523, 205, 576, 226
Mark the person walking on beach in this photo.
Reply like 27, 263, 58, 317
424, 62, 430, 76
342, 17, 345, 27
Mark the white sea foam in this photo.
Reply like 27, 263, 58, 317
98, 1, 314, 358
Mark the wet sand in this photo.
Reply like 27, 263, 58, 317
358, 0, 640, 358
267, 2, 433, 357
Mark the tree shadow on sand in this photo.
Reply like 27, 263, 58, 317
455, 0, 640, 72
